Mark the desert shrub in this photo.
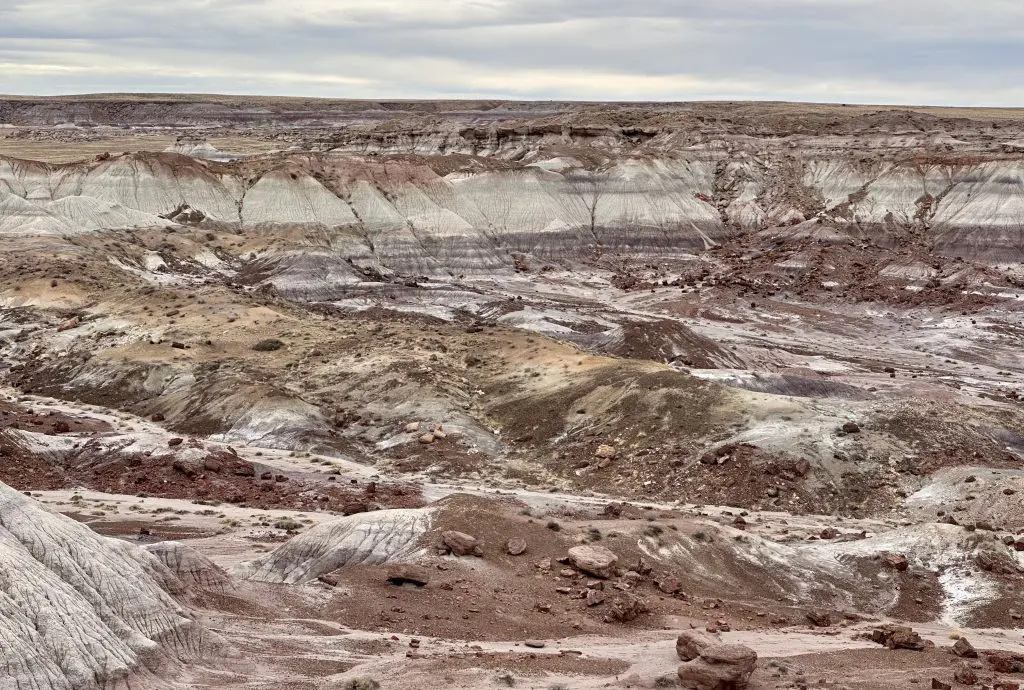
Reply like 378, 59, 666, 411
252, 338, 284, 352
274, 517, 302, 531
341, 679, 379, 690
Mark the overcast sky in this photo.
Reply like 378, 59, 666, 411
1, 0, 1022, 105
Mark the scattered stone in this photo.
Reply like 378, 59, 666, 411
523, 640, 545, 649
405, 422, 421, 433
506, 538, 528, 556
586, 589, 606, 607
317, 574, 339, 587
842, 422, 861, 434
567, 545, 618, 579
985, 650, 1024, 673
805, 609, 834, 627
976, 550, 1018, 574
595, 444, 616, 459
167, 438, 184, 447
953, 661, 978, 685
171, 460, 197, 478
656, 575, 682, 594
820, 527, 838, 539
930, 679, 950, 690
883, 553, 909, 572
418, 433, 436, 445
604, 592, 648, 622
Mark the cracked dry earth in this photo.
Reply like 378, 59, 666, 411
3, 96, 1024, 690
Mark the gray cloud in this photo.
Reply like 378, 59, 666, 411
0, 0, 1022, 104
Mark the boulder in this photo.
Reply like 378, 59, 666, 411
952, 636, 977, 658
976, 550, 1018, 574
677, 630, 714, 661
657, 574, 682, 594
604, 592, 649, 622
677, 642, 757, 690
506, 538, 528, 556
595, 444, 617, 459
442, 530, 483, 557
386, 564, 431, 587
953, 661, 978, 685
870, 624, 927, 650
567, 545, 618, 579
882, 553, 909, 571
805, 609, 834, 627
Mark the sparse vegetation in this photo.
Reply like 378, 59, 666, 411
341, 679, 380, 690
252, 338, 285, 352
273, 517, 303, 531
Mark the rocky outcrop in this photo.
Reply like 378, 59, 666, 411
232, 508, 432, 584
0, 481, 207, 690
676, 630, 758, 690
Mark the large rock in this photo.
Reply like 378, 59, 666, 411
870, 624, 927, 650
953, 661, 978, 685
882, 553, 909, 572
677, 630, 715, 661
678, 642, 758, 690
952, 636, 977, 658
442, 530, 483, 557
506, 538, 528, 556
604, 592, 649, 622
567, 545, 618, 579
386, 564, 431, 587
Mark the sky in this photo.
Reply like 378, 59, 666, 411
1, 0, 1023, 105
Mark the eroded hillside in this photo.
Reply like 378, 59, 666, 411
2, 98, 1024, 690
